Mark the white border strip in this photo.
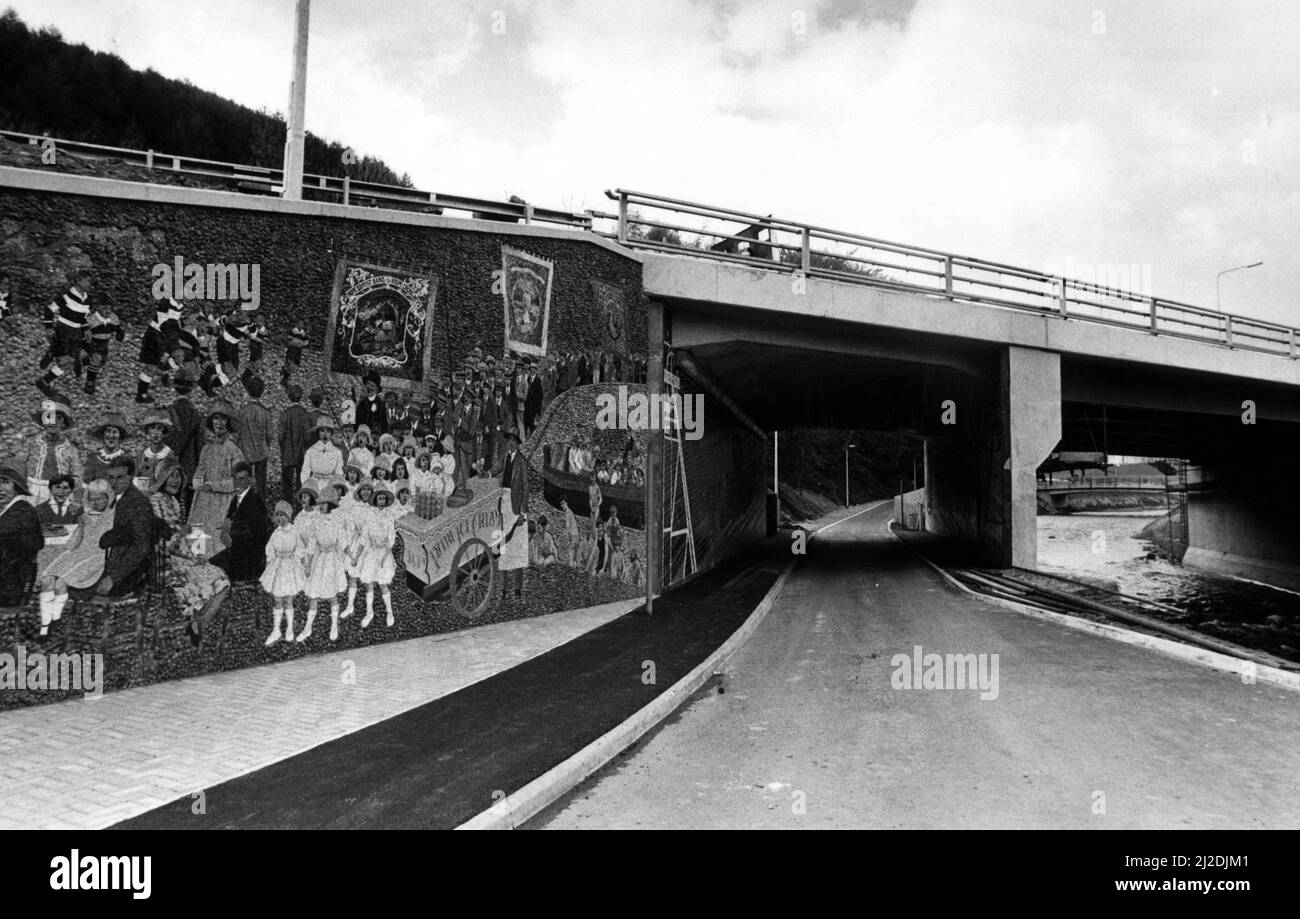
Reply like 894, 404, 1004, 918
0, 166, 639, 260
457, 559, 797, 829
887, 520, 1300, 693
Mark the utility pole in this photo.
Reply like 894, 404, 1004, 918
281, 0, 311, 201
844, 441, 855, 507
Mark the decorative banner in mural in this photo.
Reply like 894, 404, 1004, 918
591, 280, 628, 356
501, 246, 552, 357
326, 259, 437, 383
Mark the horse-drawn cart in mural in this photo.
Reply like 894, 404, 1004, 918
395, 487, 506, 618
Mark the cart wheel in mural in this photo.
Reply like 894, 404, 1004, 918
450, 536, 496, 619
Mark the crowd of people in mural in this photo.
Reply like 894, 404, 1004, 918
0, 269, 647, 647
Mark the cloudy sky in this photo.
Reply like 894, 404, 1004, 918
9, 0, 1298, 325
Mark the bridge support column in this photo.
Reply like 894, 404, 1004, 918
1000, 346, 1061, 568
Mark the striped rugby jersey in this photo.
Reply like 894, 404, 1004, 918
149, 298, 183, 332
86, 309, 125, 342
44, 285, 91, 329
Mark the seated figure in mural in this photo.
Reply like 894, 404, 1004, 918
36, 478, 116, 635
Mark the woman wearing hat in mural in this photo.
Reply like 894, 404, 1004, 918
260, 501, 305, 645
0, 464, 43, 607
355, 371, 388, 436
300, 415, 345, 493
25, 399, 82, 504
147, 455, 231, 636
358, 487, 398, 627
189, 401, 245, 556
298, 483, 348, 643
135, 408, 175, 492
36, 478, 116, 635
496, 430, 530, 602
83, 412, 134, 486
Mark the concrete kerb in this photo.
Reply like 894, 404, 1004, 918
456, 559, 799, 829
886, 519, 1300, 694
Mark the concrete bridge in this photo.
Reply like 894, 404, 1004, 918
603, 190, 1300, 588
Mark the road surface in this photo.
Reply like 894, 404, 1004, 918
531, 502, 1300, 828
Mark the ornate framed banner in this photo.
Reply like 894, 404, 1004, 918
325, 259, 437, 384
591, 279, 628, 356
501, 246, 552, 357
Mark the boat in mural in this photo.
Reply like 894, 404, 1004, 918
541, 442, 644, 529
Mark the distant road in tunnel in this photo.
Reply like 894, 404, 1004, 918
530, 503, 1300, 829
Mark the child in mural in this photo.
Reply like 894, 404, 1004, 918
625, 548, 643, 588
0, 272, 11, 322
282, 323, 310, 388
375, 433, 398, 473
358, 489, 398, 627
560, 499, 580, 566
261, 501, 305, 645
36, 478, 116, 636
134, 410, 175, 493
349, 425, 376, 478
338, 478, 367, 620
531, 514, 558, 568
135, 298, 182, 403
299, 483, 348, 643
390, 457, 409, 485
586, 519, 605, 575
604, 505, 624, 578
588, 473, 603, 529
82, 297, 126, 397
35, 474, 82, 529
301, 416, 345, 493
37, 269, 95, 400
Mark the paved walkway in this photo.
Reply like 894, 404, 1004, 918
113, 547, 785, 829
0, 599, 639, 829
532, 503, 1300, 829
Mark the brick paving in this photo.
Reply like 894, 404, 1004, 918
0, 599, 639, 830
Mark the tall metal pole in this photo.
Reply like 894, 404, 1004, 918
844, 447, 849, 507
773, 431, 779, 497
281, 0, 311, 201
1215, 261, 1262, 310
645, 301, 664, 616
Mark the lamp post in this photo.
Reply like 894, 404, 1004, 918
845, 442, 855, 507
1215, 261, 1262, 310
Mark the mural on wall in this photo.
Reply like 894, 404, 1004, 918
592, 280, 628, 357
325, 260, 437, 383
500, 246, 552, 357
0, 182, 653, 707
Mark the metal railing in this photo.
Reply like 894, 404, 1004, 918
0, 129, 593, 229
597, 189, 1298, 360
3, 129, 1294, 359
1037, 476, 1168, 490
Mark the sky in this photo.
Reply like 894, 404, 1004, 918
7, 0, 1299, 326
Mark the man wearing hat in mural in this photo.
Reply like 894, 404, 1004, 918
277, 383, 314, 502
83, 412, 134, 486
24, 399, 82, 504
189, 401, 245, 556
163, 371, 202, 509
497, 430, 530, 601
355, 371, 388, 436
36, 269, 95, 399
452, 388, 477, 494
301, 414, 345, 493
0, 464, 43, 605
524, 359, 544, 438
95, 457, 154, 596
135, 408, 175, 492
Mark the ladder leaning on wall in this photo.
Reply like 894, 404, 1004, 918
662, 366, 698, 585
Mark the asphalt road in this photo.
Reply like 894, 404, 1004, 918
531, 502, 1300, 829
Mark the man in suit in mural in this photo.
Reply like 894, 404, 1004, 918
523, 361, 544, 437
452, 389, 477, 491
355, 371, 388, 436
497, 430, 529, 601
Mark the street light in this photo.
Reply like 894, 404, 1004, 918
845, 442, 855, 507
1215, 261, 1262, 310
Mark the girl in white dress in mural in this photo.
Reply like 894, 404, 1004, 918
358, 488, 398, 627
261, 501, 305, 645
